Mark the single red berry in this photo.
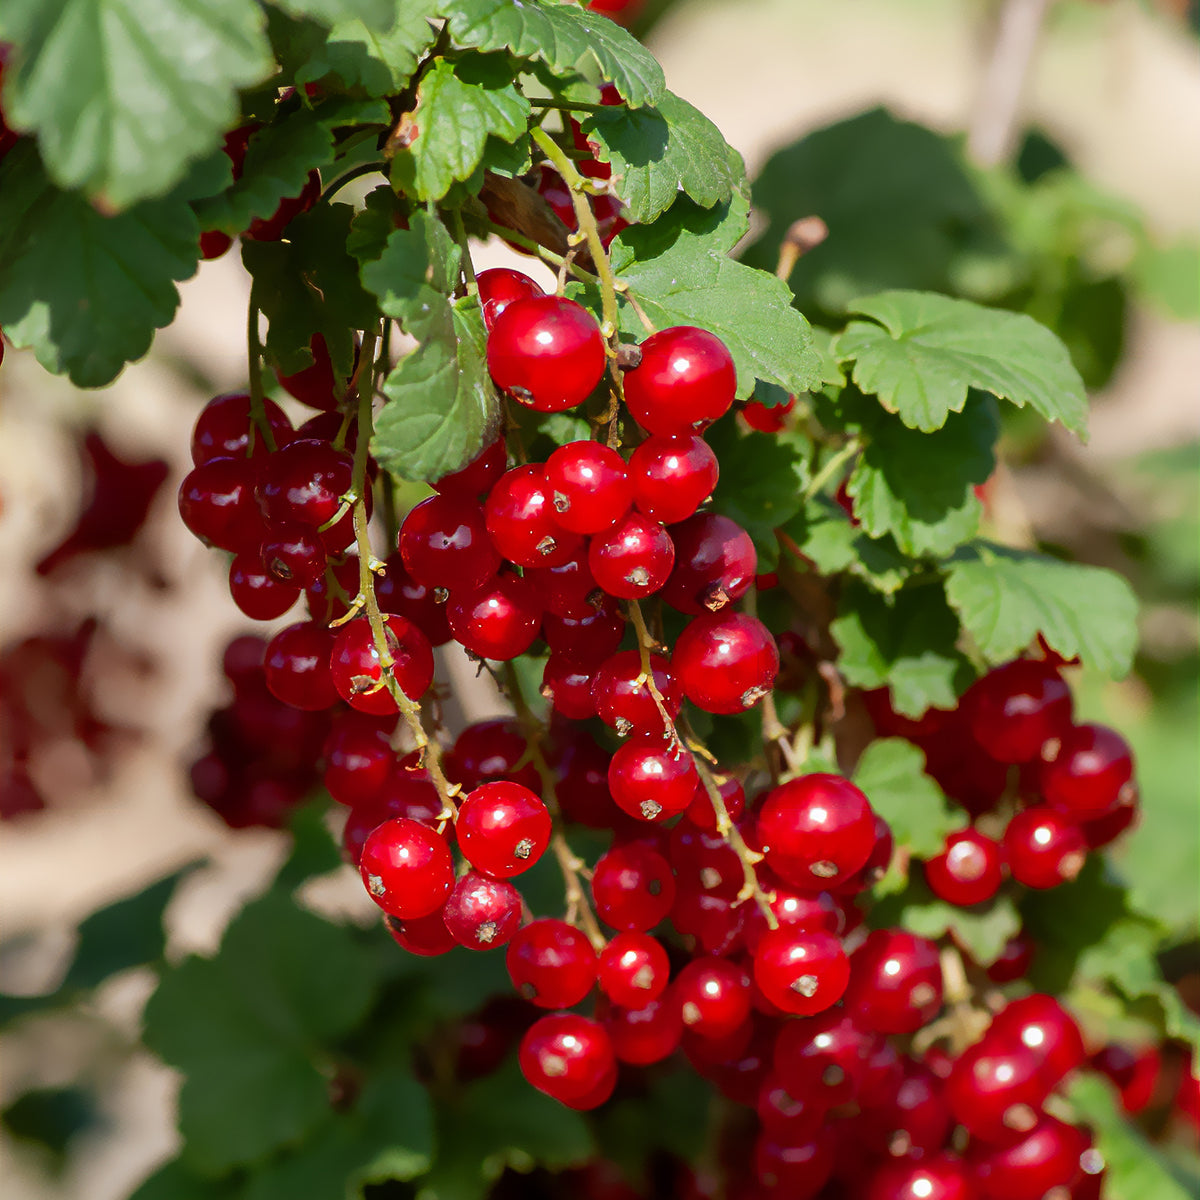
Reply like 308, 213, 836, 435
967, 659, 1073, 764
442, 871, 522, 950
228, 553, 300, 620
432, 436, 508, 498
773, 1009, 874, 1105
675, 957, 752, 1040
858, 1061, 953, 1160
742, 872, 844, 954
190, 392, 292, 465
506, 918, 598, 1007
590, 842, 676, 931
598, 932, 670, 1009
542, 602, 626, 661
485, 464, 584, 567
487, 295, 605, 412
384, 909, 457, 957
257, 438, 354, 529
477, 267, 544, 330
341, 765, 442, 865
752, 1128, 835, 1197
866, 1155, 973, 1200
1079, 792, 1139, 848
672, 611, 778, 714
360, 817, 455, 919
1040, 723, 1133, 821
587, 510, 675, 599
591, 649, 681, 736
545, 440, 633, 534
607, 738, 697, 822
526, 554, 602, 620
628, 434, 720, 525
989, 994, 1085, 1088
752, 927, 849, 1017
987, 931, 1037, 983
683, 773, 745, 833
547, 732, 627, 830
946, 1034, 1049, 1145
275, 333, 339, 410
199, 229, 233, 259
971, 1115, 1088, 1198
757, 773, 876, 889
399, 493, 501, 592
329, 615, 434, 714
756, 1073, 828, 1143
448, 572, 542, 661
1090, 1042, 1161, 1114
1004, 805, 1087, 889
222, 634, 267, 691
322, 712, 395, 807
444, 718, 541, 794
623, 326, 736, 435
264, 621, 339, 710
741, 394, 796, 434
456, 781, 551, 878
260, 522, 326, 588
519, 1013, 616, 1107
375, 553, 452, 646
844, 929, 943, 1034
178, 456, 267, 554
541, 653, 598, 720
671, 888, 745, 956
661, 513, 755, 615
605, 994, 683, 1064
668, 819, 744, 898
924, 828, 1005, 907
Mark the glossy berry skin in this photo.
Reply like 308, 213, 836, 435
190, 392, 291, 464
628, 434, 720, 525
543, 604, 625, 661
587, 510, 675, 599
753, 1130, 835, 1198
590, 842, 676, 931
264, 622, 339, 710
527, 554, 601, 620
385, 909, 457, 957
753, 927, 849, 1016
544, 440, 633, 534
447, 573, 542, 661
607, 738, 697, 822
432, 437, 507, 498
178, 457, 266, 554
971, 1116, 1088, 1199
924, 828, 1005, 907
1004, 805, 1087, 889
261, 523, 326, 587
228, 553, 300, 620
1090, 1042, 1161, 1114
844, 929, 943, 1034
742, 874, 844, 954
598, 932, 670, 1009
519, 1013, 615, 1108
661, 513, 756, 615
859, 1061, 953, 1159
684, 773, 745, 833
742, 393, 796, 433
989, 994, 1086, 1087
675, 957, 752, 1039
360, 817, 454, 919
399, 494, 500, 592
329, 615, 434, 713
485, 464, 583, 567
256, 439, 353, 531
276, 333, 338, 410
757, 773, 875, 889
987, 932, 1036, 983
623, 326, 737, 435
605, 994, 683, 1064
444, 718, 541, 794
506, 918, 597, 1007
322, 713, 394, 807
487, 294, 605, 412
591, 650, 681, 736
773, 1009, 874, 1105
456, 781, 551, 878
541, 653, 598, 720
375, 554, 452, 646
442, 871, 522, 950
967, 658, 1073, 764
756, 1074, 828, 1143
946, 1035, 1049, 1145
866, 1155, 973, 1200
1040, 723, 1133, 820
476, 267, 544, 330
672, 611, 778, 715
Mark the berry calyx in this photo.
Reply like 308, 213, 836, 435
442, 871, 523, 950
597, 932, 670, 1008
519, 1013, 616, 1107
752, 927, 850, 1016
607, 738, 698, 822
398, 493, 501, 592
923, 828, 1005, 907
485, 464, 584, 568
587, 510, 675, 599
591, 649, 681, 736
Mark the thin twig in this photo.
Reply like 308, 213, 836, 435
245, 293, 277, 454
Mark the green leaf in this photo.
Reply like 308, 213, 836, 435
846, 396, 998, 557
296, 5, 439, 96
1134, 239, 1200, 321
0, 144, 200, 387
143, 891, 381, 1174
0, 0, 272, 209
362, 214, 502, 482
834, 290, 1088, 435
390, 54, 530, 202
347, 184, 406, 265
778, 497, 911, 595
267, 0, 395, 31
582, 90, 741, 223
243, 201, 380, 376
129, 1160, 234, 1200
831, 582, 970, 718
943, 542, 1139, 677
440, 0, 665, 109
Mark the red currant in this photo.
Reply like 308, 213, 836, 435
485, 464, 583, 567
741, 394, 796, 434
661, 512, 755, 615
622, 326, 736, 435
987, 931, 1037, 983
1004, 805, 1087, 889
476, 267, 544, 330
672, 611, 778, 714
385, 909, 457, 957
683, 772, 746, 833
597, 932, 669, 1009
967, 659, 1073, 764
360, 816, 454, 919
607, 738, 697, 822
971, 1115, 1088, 1199
675, 957, 752, 1039
989, 994, 1085, 1087
506, 918, 597, 1007
398, 494, 501, 592
605, 994, 683, 1064
866, 1155, 972, 1200
590, 842, 677, 931
432, 436, 507, 498
519, 1013, 616, 1108
859, 1061, 953, 1160
1040, 723, 1133, 820
442, 871, 522, 950
773, 1009, 874, 1105
444, 718, 541, 793
752, 927, 849, 1016
456, 780, 550, 878
322, 712, 394, 807
264, 621, 339, 710
260, 522, 326, 588
329, 615, 434, 713
541, 653, 598, 720
190, 392, 291, 465
629, 434, 720, 525
542, 603, 626, 661
946, 1034, 1049, 1144
924, 828, 1005, 907
844, 929, 943, 1034
375, 554, 452, 646
447, 572, 542, 661
256, 438, 354, 529
527, 554, 602, 620
228, 553, 300, 620
752, 1128, 835, 1197
178, 456, 267, 554
275, 334, 339, 410
591, 649, 681, 736
544, 440, 633, 534
588, 510, 675, 599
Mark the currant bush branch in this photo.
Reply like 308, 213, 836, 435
245, 292, 277, 454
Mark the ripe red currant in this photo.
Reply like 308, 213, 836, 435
442, 871, 522, 950
1004, 805, 1087, 889
628, 434, 720, 525
456, 781, 551, 878
329, 615, 434, 713
1039, 723, 1133, 820
178, 457, 267, 554
190, 392, 292, 465
542, 603, 626, 661
322, 712, 395, 807
752, 1128, 835, 1197
597, 932, 670, 1009
844, 929, 944, 1034
622, 326, 736, 435
264, 621, 339, 710
923, 828, 1005, 907
773, 1009, 874, 1105
541, 653, 598, 720
432, 436, 507, 498
675, 957, 752, 1039
260, 522, 326, 588
672, 611, 778, 714
970, 1116, 1089, 1200
519, 1013, 616, 1108
752, 927, 849, 1016
865, 1154, 972, 1200
966, 658, 1073, 764
946, 1034, 1049, 1144
485, 464, 583, 567
256, 438, 354, 529
398, 493, 501, 592
447, 572, 542, 661
590, 842, 677, 931
989, 994, 1085, 1087
526, 554, 602, 620
544, 440, 633, 534
375, 554, 452, 646
682, 772, 745, 833
591, 649, 681, 736
385, 909, 457, 957
605, 994, 683, 1064
444, 718, 541, 793
661, 512, 755, 614
587, 510, 675, 599
360, 816, 454, 919
228, 553, 300, 620
476, 267, 544, 330
506, 918, 597, 1007
607, 738, 697, 822
275, 334, 339, 410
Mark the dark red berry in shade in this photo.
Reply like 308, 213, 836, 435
322, 713, 394, 806
683, 773, 745, 833
178, 456, 267, 553
675, 957, 752, 1039
668, 820, 743, 898
448, 573, 542, 660
341, 767, 442, 865
924, 828, 1005, 907
605, 994, 683, 1064
519, 1013, 615, 1107
1040, 723, 1134, 820
544, 440, 633, 534
543, 603, 625, 661
375, 553, 452, 646
967, 658, 1073, 764
228, 553, 300, 620
444, 718, 541, 794
305, 554, 363, 624
990, 994, 1085, 1087
844, 929, 944, 1034
506, 918, 597, 1007
773, 1009, 874, 1105
757, 772, 876, 889
752, 927, 849, 1016
257, 439, 354, 529
672, 611, 778, 715
590, 842, 677, 931
360, 817, 454, 919
598, 932, 669, 1008
399, 493, 501, 592
859, 1061, 953, 1159
607, 738, 697, 823
1090, 1042, 1161, 1114
432, 436, 507, 498
971, 1115, 1088, 1199
623, 326, 737, 435
442, 871, 522, 950
477, 267, 544, 330
1080, 792, 1138, 848
547, 732, 627, 830
591, 649, 681, 736
456, 781, 551, 878
835, 811, 896, 896
742, 873, 844, 953
264, 621, 339, 710
987, 931, 1036, 983
222, 633, 267, 690
741, 393, 796, 434
487, 294, 605, 412
199, 229, 233, 259
946, 1034, 1049, 1144
485, 464, 583, 567
756, 1074, 828, 1143
866, 1155, 973, 1200
628, 434, 720, 526
329, 615, 434, 714
527, 554, 601, 620
753, 1128, 835, 1197
588, 510, 675, 599
541, 653, 598, 720
385, 908, 457, 957
261, 522, 326, 587
671, 888, 744, 956
244, 168, 321, 242
276, 334, 339, 410
661, 513, 756, 614
191, 392, 292, 464
1004, 805, 1087, 889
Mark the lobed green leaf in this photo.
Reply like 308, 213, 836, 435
296, 4, 440, 96
779, 497, 912, 595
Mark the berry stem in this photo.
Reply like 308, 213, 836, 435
450, 208, 478, 296
245, 291, 277, 454
477, 218, 597, 284
803, 437, 861, 502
